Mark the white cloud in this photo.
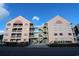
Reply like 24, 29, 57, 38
0, 7, 9, 18
0, 30, 4, 35
0, 3, 4, 7
32, 16, 40, 21
0, 3, 10, 19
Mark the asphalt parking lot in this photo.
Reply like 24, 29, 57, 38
0, 47, 79, 56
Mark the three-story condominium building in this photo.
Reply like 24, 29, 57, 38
40, 16, 76, 44
3, 15, 77, 46
3, 16, 34, 45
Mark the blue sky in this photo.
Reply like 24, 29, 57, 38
0, 3, 79, 32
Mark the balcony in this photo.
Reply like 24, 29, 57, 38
12, 30, 22, 32
13, 23, 23, 27
10, 39, 21, 42
11, 36, 21, 38
29, 36, 34, 38
12, 28, 22, 32
11, 33, 22, 38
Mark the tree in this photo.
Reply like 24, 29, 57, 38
0, 34, 3, 40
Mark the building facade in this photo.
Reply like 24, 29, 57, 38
3, 15, 77, 46
40, 16, 76, 44
3, 16, 34, 45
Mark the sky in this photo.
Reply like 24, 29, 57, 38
0, 3, 79, 33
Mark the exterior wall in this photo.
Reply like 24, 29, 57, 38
3, 16, 32, 43
47, 16, 75, 44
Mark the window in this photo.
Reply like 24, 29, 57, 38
54, 41, 62, 44
17, 33, 21, 35
18, 23, 23, 26
13, 23, 17, 26
18, 28, 22, 30
12, 28, 17, 32
10, 39, 21, 42
17, 33, 22, 37
16, 39, 21, 42
12, 28, 22, 32
65, 41, 72, 43
17, 28, 22, 32
24, 39, 26, 41
11, 33, 16, 37
59, 33, 63, 36
13, 23, 23, 27
54, 33, 57, 36
11, 33, 16, 35
13, 28, 17, 30
12, 28, 17, 31
68, 33, 72, 36
10, 39, 15, 42
11, 33, 22, 38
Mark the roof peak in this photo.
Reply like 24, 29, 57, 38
16, 16, 25, 19
53, 15, 64, 19
15, 16, 31, 23
47, 15, 70, 24
7, 16, 32, 24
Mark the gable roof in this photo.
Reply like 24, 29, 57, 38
7, 16, 32, 24
47, 15, 70, 24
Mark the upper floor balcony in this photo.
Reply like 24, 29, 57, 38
13, 23, 23, 27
